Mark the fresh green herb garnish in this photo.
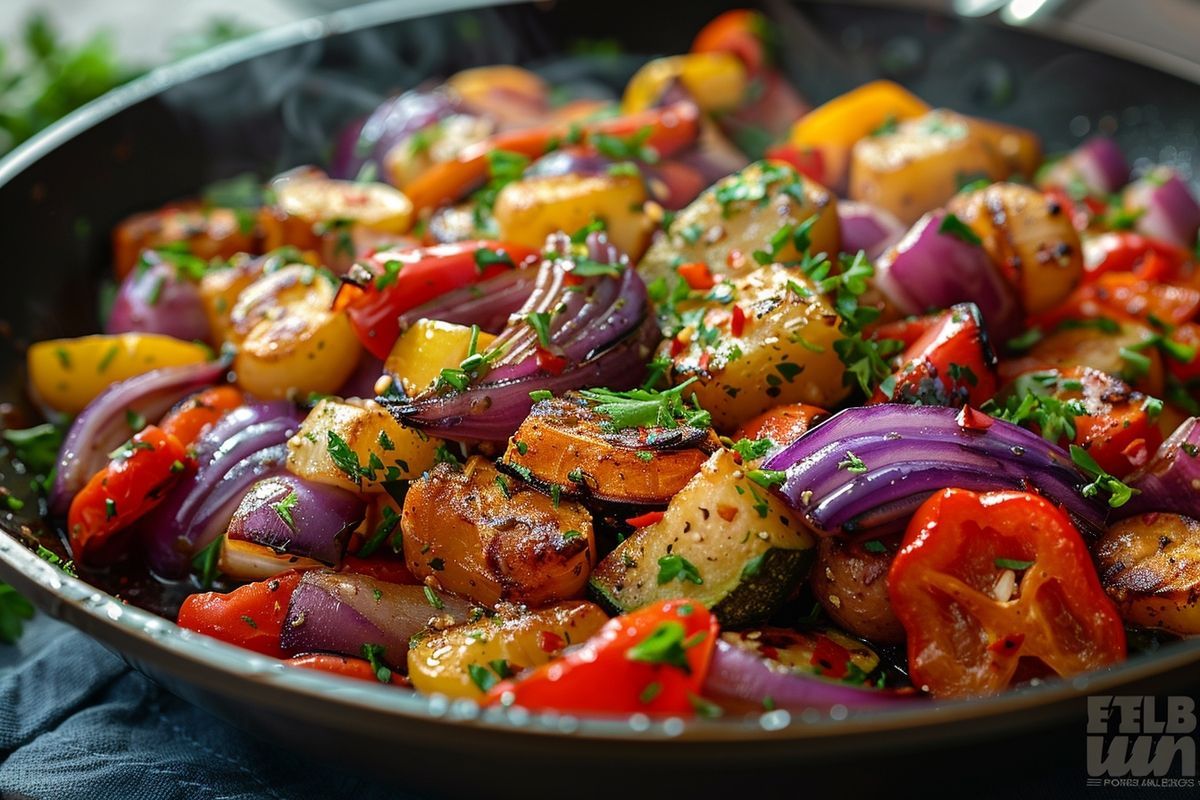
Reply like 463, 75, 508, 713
837, 452, 868, 474
994, 557, 1035, 570
657, 554, 703, 586
1070, 444, 1138, 508
626, 620, 700, 673
361, 643, 393, 684
270, 491, 298, 531
938, 213, 982, 246
578, 379, 711, 431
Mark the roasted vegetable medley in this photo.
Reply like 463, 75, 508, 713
16, 9, 1200, 714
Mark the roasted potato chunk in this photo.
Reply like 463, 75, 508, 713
407, 601, 609, 698
228, 264, 362, 400
662, 263, 849, 431
810, 537, 905, 644
493, 173, 653, 260
402, 458, 597, 607
1096, 514, 1200, 634
849, 110, 1008, 225
500, 394, 717, 505
639, 161, 839, 285
287, 398, 440, 493
947, 182, 1083, 316
1001, 321, 1164, 398
113, 203, 261, 279
383, 114, 496, 189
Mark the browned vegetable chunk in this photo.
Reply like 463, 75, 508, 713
809, 536, 905, 645
501, 394, 718, 505
1095, 513, 1200, 635
401, 457, 596, 607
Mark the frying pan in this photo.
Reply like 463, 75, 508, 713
1, 0, 1198, 795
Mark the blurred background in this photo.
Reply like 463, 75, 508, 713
2, 0, 1200, 159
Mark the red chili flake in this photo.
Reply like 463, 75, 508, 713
697, 351, 711, 372
956, 405, 994, 431
809, 636, 852, 679
1121, 438, 1149, 469
725, 249, 747, 270
716, 504, 738, 522
537, 630, 566, 653
730, 304, 746, 337
988, 633, 1026, 654
625, 511, 665, 528
669, 336, 686, 356
535, 347, 568, 375
678, 261, 715, 291
562, 272, 585, 287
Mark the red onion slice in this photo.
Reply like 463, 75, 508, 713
1125, 168, 1200, 249
761, 404, 1108, 536
704, 640, 917, 710
139, 402, 302, 578
106, 255, 211, 343
837, 201, 905, 261
874, 210, 1021, 342
1120, 416, 1200, 519
281, 570, 476, 669
49, 360, 229, 515
226, 475, 366, 566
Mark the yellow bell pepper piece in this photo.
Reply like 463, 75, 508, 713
28, 333, 211, 414
622, 52, 747, 115
385, 319, 497, 398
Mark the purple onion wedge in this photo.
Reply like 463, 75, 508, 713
1119, 416, 1200, 519
281, 570, 476, 669
329, 89, 460, 181
380, 231, 660, 441
139, 402, 303, 578
874, 210, 1021, 342
837, 201, 906, 261
106, 255, 211, 342
704, 639, 918, 711
1124, 168, 1200, 249
761, 404, 1108, 537
225, 475, 365, 567
394, 267, 538, 336
1038, 137, 1130, 197
50, 360, 229, 515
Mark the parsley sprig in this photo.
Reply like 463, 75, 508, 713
1070, 444, 1138, 508
578, 379, 711, 430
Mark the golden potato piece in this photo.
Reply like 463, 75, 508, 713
1096, 513, 1200, 635
402, 458, 596, 607
663, 263, 849, 431
493, 173, 653, 260
639, 160, 840, 286
849, 110, 1007, 225
810, 536, 905, 645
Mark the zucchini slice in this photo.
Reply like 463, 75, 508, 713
589, 450, 815, 627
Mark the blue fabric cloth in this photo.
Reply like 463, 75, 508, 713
0, 612, 417, 800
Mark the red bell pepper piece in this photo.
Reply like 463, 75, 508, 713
333, 240, 538, 359
177, 570, 304, 659
871, 304, 997, 407
159, 385, 244, 447
1082, 231, 1191, 284
67, 426, 189, 564
888, 488, 1126, 698
484, 599, 719, 715
765, 143, 826, 186
287, 654, 390, 684
732, 403, 828, 450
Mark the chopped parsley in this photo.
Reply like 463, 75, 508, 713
626, 620, 701, 674
994, 557, 1035, 571
1070, 444, 1138, 508
578, 378, 711, 431
938, 213, 982, 246
747, 468, 786, 488
729, 437, 774, 462
270, 491, 298, 531
837, 452, 868, 474
357, 505, 401, 558
361, 643, 393, 684
657, 554, 703, 586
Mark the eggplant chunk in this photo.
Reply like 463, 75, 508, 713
407, 601, 609, 698
809, 537, 905, 645
590, 450, 816, 627
1095, 513, 1200, 635
402, 458, 597, 607
947, 182, 1083, 316
501, 394, 718, 505
639, 160, 840, 285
